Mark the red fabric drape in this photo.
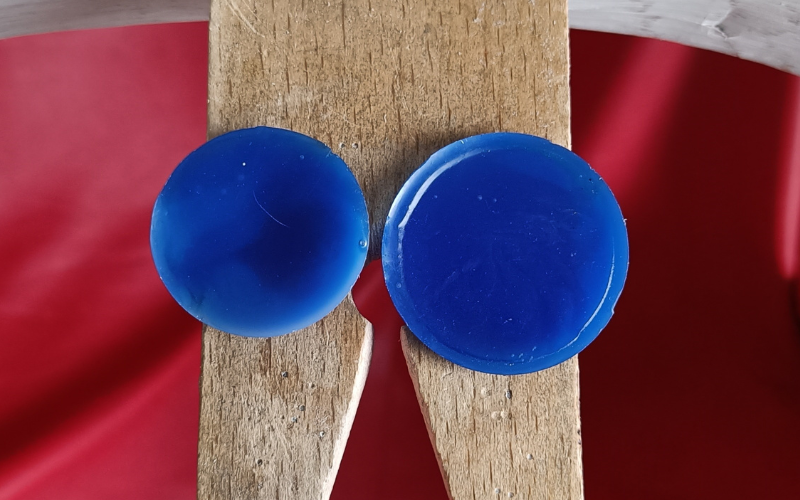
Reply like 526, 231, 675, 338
1, 22, 798, 500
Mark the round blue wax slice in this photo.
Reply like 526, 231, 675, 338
151, 127, 369, 337
383, 133, 628, 374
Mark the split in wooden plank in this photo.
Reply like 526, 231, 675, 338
203, 0, 580, 499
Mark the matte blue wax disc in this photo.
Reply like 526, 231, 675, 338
383, 133, 628, 374
151, 127, 369, 337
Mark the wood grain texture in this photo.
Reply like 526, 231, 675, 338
403, 331, 582, 500
200, 0, 382, 498
5, 0, 800, 76
198, 315, 371, 499
203, 0, 577, 498
385, 1, 583, 498
203, 1, 577, 498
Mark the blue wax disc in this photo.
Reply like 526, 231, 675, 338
151, 127, 369, 337
383, 133, 628, 374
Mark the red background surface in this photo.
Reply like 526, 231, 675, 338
2, 22, 800, 499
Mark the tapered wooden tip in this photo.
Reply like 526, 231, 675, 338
402, 328, 583, 500
198, 298, 372, 500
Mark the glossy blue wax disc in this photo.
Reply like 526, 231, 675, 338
383, 133, 628, 374
151, 127, 369, 337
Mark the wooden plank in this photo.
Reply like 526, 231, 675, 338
198, 0, 381, 498
202, 0, 578, 498
383, 2, 582, 497
197, 321, 371, 499
403, 333, 582, 500
5, 0, 800, 77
